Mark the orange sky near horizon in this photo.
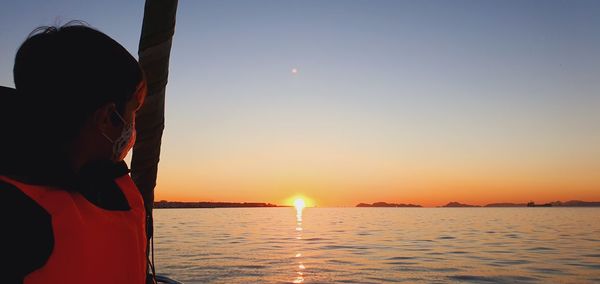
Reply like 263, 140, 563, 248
151, 137, 600, 207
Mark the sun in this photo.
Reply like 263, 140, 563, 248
284, 195, 315, 208
293, 198, 306, 210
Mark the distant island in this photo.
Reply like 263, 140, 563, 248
356, 202, 421, 207
443, 200, 600, 208
485, 201, 600, 207
441, 202, 480, 208
154, 201, 280, 209
355, 200, 600, 208
484, 202, 527, 207
551, 200, 600, 207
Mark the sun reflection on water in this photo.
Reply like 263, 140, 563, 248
294, 198, 305, 222
293, 199, 305, 283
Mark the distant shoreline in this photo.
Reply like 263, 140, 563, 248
356, 201, 600, 208
154, 201, 286, 209
356, 202, 422, 208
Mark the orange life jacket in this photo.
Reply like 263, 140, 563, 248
0, 174, 146, 284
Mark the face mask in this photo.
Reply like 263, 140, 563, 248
101, 110, 136, 161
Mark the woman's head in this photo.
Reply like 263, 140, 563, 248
12, 23, 146, 170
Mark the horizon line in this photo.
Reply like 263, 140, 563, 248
154, 199, 600, 208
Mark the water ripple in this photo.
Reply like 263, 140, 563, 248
448, 275, 538, 283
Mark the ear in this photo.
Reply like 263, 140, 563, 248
93, 103, 117, 133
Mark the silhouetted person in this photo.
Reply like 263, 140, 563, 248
0, 23, 148, 284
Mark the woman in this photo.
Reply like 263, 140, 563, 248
0, 23, 148, 284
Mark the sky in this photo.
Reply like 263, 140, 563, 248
1, 0, 599, 207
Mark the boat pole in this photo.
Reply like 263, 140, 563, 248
131, 0, 178, 278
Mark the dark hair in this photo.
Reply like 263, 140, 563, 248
14, 23, 143, 140
5, 23, 143, 177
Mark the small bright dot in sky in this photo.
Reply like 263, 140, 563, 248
291, 68, 298, 74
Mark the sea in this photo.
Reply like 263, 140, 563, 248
153, 208, 600, 283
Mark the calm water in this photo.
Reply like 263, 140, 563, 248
153, 208, 600, 283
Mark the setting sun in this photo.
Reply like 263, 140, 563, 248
293, 198, 306, 210
284, 195, 315, 208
